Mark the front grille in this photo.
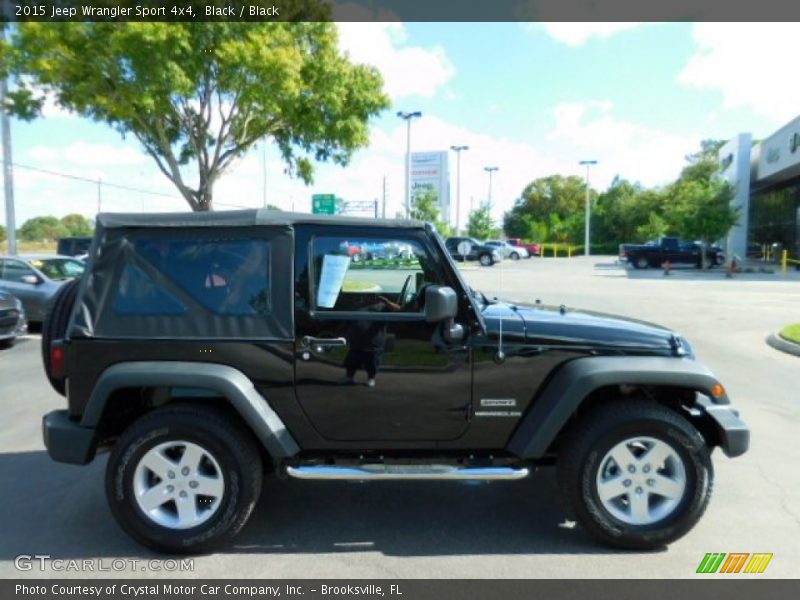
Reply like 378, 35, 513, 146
0, 309, 20, 328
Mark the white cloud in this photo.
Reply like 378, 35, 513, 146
547, 100, 698, 188
536, 23, 644, 46
677, 23, 800, 123
337, 23, 456, 99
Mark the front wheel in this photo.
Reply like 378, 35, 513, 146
479, 253, 494, 266
557, 400, 712, 549
714, 253, 725, 267
106, 405, 263, 554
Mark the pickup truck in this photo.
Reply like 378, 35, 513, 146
507, 238, 541, 257
620, 237, 726, 269
40, 210, 747, 553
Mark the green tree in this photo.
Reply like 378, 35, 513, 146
504, 175, 588, 243
665, 178, 738, 265
60, 214, 93, 237
18, 216, 69, 242
5, 21, 389, 211
410, 190, 452, 237
467, 202, 494, 240
0, 224, 6, 244
635, 212, 669, 242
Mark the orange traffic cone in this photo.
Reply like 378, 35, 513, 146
663, 260, 671, 276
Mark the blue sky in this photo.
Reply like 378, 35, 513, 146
3, 22, 798, 227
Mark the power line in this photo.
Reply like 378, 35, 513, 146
10, 162, 251, 210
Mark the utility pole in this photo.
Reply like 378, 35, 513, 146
397, 111, 422, 218
381, 176, 387, 218
96, 178, 102, 214
1, 27, 16, 255
484, 166, 499, 206
262, 143, 267, 208
450, 145, 469, 234
579, 160, 598, 256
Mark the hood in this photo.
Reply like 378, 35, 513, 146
480, 301, 684, 355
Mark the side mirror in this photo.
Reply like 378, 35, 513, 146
424, 286, 464, 343
21, 274, 41, 285
424, 285, 458, 323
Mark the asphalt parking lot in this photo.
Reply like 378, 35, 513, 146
1, 256, 798, 579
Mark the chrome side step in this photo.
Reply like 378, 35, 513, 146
286, 464, 530, 481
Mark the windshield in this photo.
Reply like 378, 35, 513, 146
30, 258, 85, 281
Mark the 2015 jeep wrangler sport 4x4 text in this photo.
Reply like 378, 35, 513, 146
41, 210, 749, 553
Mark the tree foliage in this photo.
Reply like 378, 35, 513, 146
0, 224, 6, 244
61, 213, 93, 237
4, 20, 390, 211
18, 216, 69, 242
410, 189, 452, 237
467, 202, 494, 240
502, 140, 737, 252
504, 175, 587, 244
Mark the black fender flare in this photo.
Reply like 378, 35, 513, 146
81, 361, 300, 460
507, 356, 737, 458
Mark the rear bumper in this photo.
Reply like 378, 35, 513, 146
42, 410, 97, 465
695, 396, 750, 458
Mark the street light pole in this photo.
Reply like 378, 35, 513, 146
484, 166, 499, 206
397, 111, 422, 218
579, 160, 598, 257
450, 145, 468, 234
1, 28, 16, 255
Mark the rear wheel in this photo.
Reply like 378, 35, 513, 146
41, 278, 81, 396
479, 253, 493, 266
510, 252, 520, 261
634, 256, 649, 269
106, 405, 263, 554
557, 400, 712, 549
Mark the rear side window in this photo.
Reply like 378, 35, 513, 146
112, 238, 271, 317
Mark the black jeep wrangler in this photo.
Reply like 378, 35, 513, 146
41, 210, 748, 553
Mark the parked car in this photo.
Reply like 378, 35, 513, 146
0, 255, 85, 322
57, 236, 93, 257
507, 238, 541, 257
485, 240, 530, 260
41, 210, 747, 553
445, 236, 502, 266
0, 290, 27, 348
620, 237, 726, 269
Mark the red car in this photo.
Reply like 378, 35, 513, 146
507, 238, 540, 257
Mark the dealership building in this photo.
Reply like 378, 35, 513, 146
719, 115, 800, 260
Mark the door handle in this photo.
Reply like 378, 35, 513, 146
302, 336, 347, 350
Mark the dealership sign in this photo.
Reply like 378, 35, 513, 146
410, 151, 450, 221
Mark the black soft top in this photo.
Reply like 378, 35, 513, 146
96, 209, 427, 230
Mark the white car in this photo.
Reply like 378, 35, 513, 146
485, 240, 530, 260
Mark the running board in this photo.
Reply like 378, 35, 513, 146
286, 464, 530, 481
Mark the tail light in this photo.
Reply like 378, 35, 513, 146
50, 341, 65, 379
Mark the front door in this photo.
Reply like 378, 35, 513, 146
294, 229, 471, 442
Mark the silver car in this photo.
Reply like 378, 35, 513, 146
0, 254, 85, 322
485, 240, 530, 260
0, 289, 27, 348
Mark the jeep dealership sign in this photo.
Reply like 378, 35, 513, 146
410, 151, 450, 223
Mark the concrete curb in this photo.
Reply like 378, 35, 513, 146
766, 333, 800, 357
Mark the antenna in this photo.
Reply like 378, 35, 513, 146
495, 245, 506, 364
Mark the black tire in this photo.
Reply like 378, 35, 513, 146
510, 252, 520, 261
0, 337, 15, 349
41, 278, 81, 396
106, 404, 263, 554
714, 253, 725, 267
557, 400, 713, 550
634, 256, 649, 269
479, 253, 493, 267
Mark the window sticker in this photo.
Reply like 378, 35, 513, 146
316, 254, 351, 308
